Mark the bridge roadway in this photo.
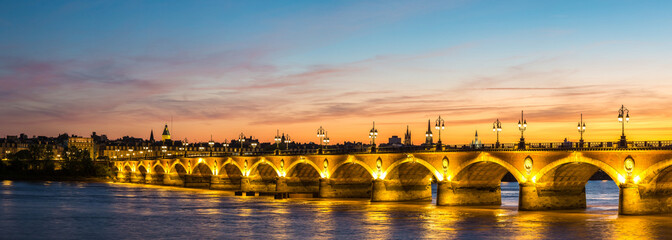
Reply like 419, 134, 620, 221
113, 147, 672, 215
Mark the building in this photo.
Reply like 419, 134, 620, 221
68, 136, 96, 159
388, 135, 402, 146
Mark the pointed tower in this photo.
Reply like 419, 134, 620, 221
149, 129, 155, 142
404, 125, 412, 145
471, 130, 482, 148
161, 124, 171, 141
425, 119, 433, 145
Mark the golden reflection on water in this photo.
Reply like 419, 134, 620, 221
9, 181, 671, 239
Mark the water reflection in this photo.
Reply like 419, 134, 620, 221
1, 180, 672, 239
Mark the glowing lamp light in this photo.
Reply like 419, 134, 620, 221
633, 175, 641, 184
618, 174, 626, 184
531, 176, 536, 183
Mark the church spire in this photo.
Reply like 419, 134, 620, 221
161, 124, 171, 141
149, 129, 155, 142
404, 125, 412, 145
425, 119, 433, 145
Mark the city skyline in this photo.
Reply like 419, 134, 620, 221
2, 1, 672, 143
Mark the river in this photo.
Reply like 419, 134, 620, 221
2, 180, 672, 239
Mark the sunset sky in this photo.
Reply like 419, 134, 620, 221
2, 0, 672, 144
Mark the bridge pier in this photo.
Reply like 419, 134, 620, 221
518, 182, 586, 211
130, 172, 143, 183
184, 174, 211, 188
116, 172, 127, 182
276, 177, 287, 192
210, 175, 242, 190
619, 183, 672, 215
436, 181, 501, 206
371, 179, 431, 202
319, 178, 371, 198
163, 173, 184, 186
240, 176, 251, 192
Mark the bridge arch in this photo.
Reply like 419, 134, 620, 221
382, 156, 441, 181
638, 158, 672, 185
122, 162, 134, 172
192, 162, 213, 176
451, 155, 525, 184
152, 162, 166, 174
169, 161, 188, 174
286, 159, 323, 178
329, 158, 375, 180
219, 159, 244, 177
533, 155, 621, 187
248, 160, 281, 177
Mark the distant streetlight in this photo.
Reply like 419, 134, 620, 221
435, 116, 445, 150
223, 139, 229, 152
578, 114, 586, 148
317, 126, 326, 147
274, 130, 282, 150
208, 135, 215, 157
284, 134, 291, 151
238, 133, 246, 155
183, 139, 189, 157
492, 119, 502, 148
618, 105, 630, 148
323, 131, 330, 146
369, 121, 378, 152
128, 148, 134, 160
517, 111, 527, 150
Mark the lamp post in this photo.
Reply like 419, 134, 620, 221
238, 133, 246, 155
274, 130, 282, 150
284, 134, 291, 151
517, 111, 527, 150
317, 126, 326, 154
323, 131, 330, 146
369, 121, 378, 152
128, 148, 133, 161
435, 116, 445, 151
578, 114, 586, 148
208, 135, 215, 157
183, 139, 189, 157
161, 145, 167, 158
492, 119, 502, 148
618, 105, 630, 148
223, 139, 229, 154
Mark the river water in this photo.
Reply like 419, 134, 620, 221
2, 180, 672, 239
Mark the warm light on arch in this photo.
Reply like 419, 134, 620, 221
381, 156, 442, 181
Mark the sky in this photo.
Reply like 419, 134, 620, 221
1, 0, 672, 145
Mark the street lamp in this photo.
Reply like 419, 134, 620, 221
435, 116, 445, 150
161, 145, 167, 158
223, 139, 229, 153
517, 111, 527, 150
369, 121, 378, 152
274, 130, 282, 150
578, 114, 586, 148
618, 105, 630, 148
323, 131, 330, 146
284, 134, 291, 151
128, 148, 133, 160
317, 126, 326, 147
492, 119, 502, 148
238, 133, 246, 155
208, 135, 215, 157
183, 138, 189, 157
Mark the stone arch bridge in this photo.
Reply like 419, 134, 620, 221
114, 150, 672, 215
